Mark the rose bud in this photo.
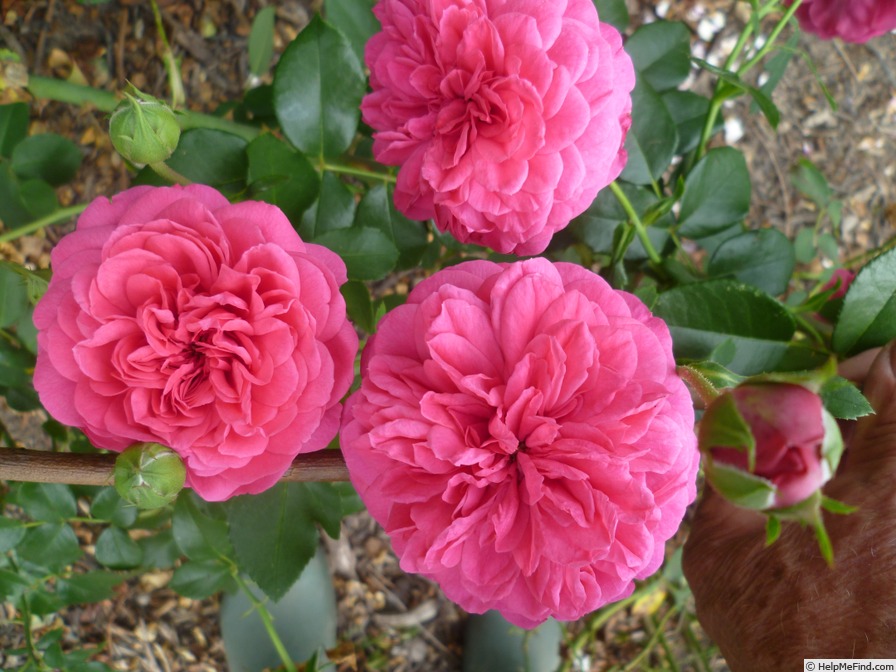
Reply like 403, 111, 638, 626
789, 0, 896, 44
699, 382, 844, 511
109, 88, 180, 165
114, 442, 186, 510
816, 268, 855, 323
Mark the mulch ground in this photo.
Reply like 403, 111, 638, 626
1, 0, 894, 670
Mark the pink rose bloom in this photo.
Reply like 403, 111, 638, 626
361, 0, 635, 255
790, 0, 896, 43
33, 185, 358, 502
341, 259, 698, 627
702, 384, 836, 509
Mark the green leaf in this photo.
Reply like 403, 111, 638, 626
95, 527, 144, 569
619, 79, 678, 185
247, 133, 320, 221
316, 226, 399, 281
707, 229, 795, 296
790, 158, 832, 208
11, 134, 82, 186
170, 558, 235, 599
678, 147, 751, 238
273, 15, 366, 159
0, 263, 30, 329
172, 492, 234, 562
0, 569, 32, 600
166, 129, 248, 195
26, 586, 64, 615
0, 163, 34, 228
55, 571, 125, 606
303, 482, 348, 539
0, 260, 50, 305
0, 103, 29, 158
355, 184, 428, 269
820, 375, 874, 420
0, 518, 27, 552
653, 280, 796, 375
833, 248, 896, 355
10, 482, 77, 522
342, 280, 375, 334
225, 483, 319, 602
817, 232, 840, 262
248, 6, 276, 77
17, 523, 83, 572
138, 529, 182, 570
625, 21, 691, 92
663, 90, 722, 155
20, 178, 59, 219
593, 0, 629, 30
0, 336, 39, 411
324, 0, 379, 65
757, 34, 799, 104
90, 487, 139, 528
298, 171, 356, 240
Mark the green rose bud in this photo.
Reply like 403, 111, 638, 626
114, 442, 186, 509
109, 88, 180, 165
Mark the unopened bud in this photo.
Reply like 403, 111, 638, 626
109, 87, 180, 165
699, 382, 843, 512
114, 442, 186, 509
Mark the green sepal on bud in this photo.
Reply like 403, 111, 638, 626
114, 442, 186, 510
109, 86, 180, 165
760, 490, 854, 567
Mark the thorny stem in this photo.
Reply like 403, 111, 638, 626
677, 365, 723, 407
0, 204, 88, 243
232, 573, 299, 672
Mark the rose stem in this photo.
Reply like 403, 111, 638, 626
691, 0, 804, 167
0, 449, 350, 485
26, 76, 260, 142
608, 180, 663, 267
148, 161, 192, 185
0, 204, 88, 243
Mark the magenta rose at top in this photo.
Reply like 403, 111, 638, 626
790, 0, 896, 43
33, 185, 358, 502
340, 258, 699, 628
699, 383, 843, 510
361, 0, 635, 256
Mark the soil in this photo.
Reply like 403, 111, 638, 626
0, 1, 894, 670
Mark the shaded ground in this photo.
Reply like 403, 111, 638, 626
0, 0, 894, 670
